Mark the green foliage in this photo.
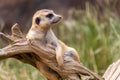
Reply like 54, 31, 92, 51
1, 7, 120, 80
0, 59, 46, 80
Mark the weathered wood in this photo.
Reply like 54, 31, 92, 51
0, 23, 103, 80
103, 59, 120, 80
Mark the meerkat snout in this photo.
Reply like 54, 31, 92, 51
50, 15, 62, 24
45, 12, 62, 25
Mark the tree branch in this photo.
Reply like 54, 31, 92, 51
0, 23, 103, 80
103, 59, 120, 80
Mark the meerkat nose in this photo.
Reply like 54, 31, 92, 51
58, 16, 62, 20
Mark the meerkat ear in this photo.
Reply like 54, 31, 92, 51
35, 17, 41, 25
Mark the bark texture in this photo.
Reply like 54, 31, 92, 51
103, 59, 120, 80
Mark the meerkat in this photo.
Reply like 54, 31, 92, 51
26, 9, 104, 80
26, 9, 80, 67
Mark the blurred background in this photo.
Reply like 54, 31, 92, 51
0, 0, 120, 80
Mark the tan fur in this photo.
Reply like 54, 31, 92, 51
58, 40, 80, 62
26, 9, 80, 67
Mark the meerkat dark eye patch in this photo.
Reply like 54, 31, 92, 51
35, 17, 41, 25
46, 13, 54, 19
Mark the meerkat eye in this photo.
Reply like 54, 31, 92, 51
35, 17, 41, 25
46, 13, 54, 19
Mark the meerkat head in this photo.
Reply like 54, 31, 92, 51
32, 9, 62, 30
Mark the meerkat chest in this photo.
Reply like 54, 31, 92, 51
26, 29, 44, 40
45, 29, 58, 47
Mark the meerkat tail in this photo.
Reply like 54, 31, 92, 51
56, 45, 63, 66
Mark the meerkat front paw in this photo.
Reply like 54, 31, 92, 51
56, 46, 64, 66
56, 55, 63, 67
